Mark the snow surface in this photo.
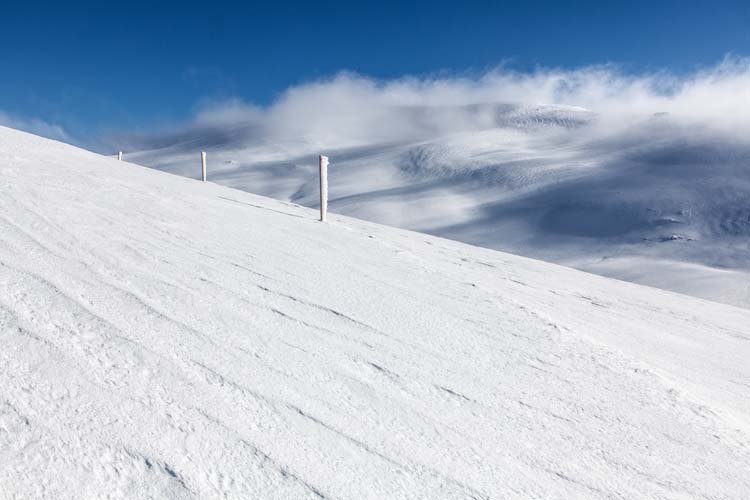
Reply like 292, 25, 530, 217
128, 103, 750, 308
2, 125, 750, 499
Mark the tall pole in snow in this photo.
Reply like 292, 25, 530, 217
201, 151, 207, 182
319, 155, 329, 222
117, 151, 123, 161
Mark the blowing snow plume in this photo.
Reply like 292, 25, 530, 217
124, 57, 750, 307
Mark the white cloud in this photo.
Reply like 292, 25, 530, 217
192, 97, 263, 127
126, 56, 750, 152
0, 111, 70, 143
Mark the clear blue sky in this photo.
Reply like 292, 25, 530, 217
2, 0, 749, 140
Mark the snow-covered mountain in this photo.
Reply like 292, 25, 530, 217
127, 102, 750, 308
2, 125, 750, 498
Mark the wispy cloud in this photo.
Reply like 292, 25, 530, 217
0, 110, 70, 143
119, 56, 750, 153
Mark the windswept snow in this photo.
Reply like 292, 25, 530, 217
2, 125, 750, 499
128, 102, 750, 308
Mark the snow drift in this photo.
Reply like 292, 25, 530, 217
124, 62, 750, 308
1, 125, 750, 499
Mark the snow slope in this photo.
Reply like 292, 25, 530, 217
129, 104, 750, 308
2, 125, 750, 499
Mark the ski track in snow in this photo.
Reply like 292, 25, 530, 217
1, 125, 750, 498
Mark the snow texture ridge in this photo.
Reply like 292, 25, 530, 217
1, 125, 750, 499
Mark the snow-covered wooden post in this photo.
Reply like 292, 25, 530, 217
117, 151, 123, 161
319, 155, 329, 222
201, 151, 207, 182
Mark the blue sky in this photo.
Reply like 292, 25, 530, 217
1, 0, 749, 143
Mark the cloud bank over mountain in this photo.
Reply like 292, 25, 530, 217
117, 56, 750, 150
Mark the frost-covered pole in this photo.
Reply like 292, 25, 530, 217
201, 151, 207, 182
117, 151, 123, 161
319, 155, 329, 222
